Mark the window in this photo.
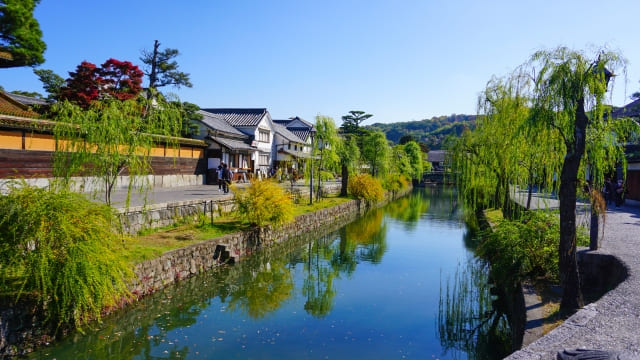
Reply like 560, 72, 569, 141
259, 154, 269, 165
259, 129, 270, 142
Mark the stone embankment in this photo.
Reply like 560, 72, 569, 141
130, 188, 408, 296
506, 193, 640, 359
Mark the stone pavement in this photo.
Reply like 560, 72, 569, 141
508, 191, 640, 359
105, 179, 341, 209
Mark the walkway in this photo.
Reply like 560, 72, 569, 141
508, 191, 640, 359
105, 180, 341, 209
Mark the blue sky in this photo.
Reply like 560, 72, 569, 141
2, 0, 640, 125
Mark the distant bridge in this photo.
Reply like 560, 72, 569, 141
422, 170, 455, 185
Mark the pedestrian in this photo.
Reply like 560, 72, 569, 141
222, 163, 231, 194
615, 179, 624, 208
217, 163, 224, 192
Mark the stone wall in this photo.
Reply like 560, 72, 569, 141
119, 197, 235, 234
129, 189, 410, 296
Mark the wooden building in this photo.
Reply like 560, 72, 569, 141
0, 105, 207, 190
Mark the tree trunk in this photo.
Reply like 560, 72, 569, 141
527, 171, 534, 210
589, 203, 599, 250
558, 98, 586, 314
149, 40, 160, 88
340, 163, 348, 197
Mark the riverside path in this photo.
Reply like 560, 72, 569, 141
507, 190, 640, 359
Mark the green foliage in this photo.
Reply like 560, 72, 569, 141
402, 141, 424, 180
449, 74, 564, 214
313, 115, 342, 200
529, 47, 634, 189
341, 110, 372, 136
392, 144, 413, 179
0, 0, 46, 68
337, 133, 360, 173
477, 211, 561, 284
51, 97, 183, 206
0, 183, 133, 327
314, 115, 341, 173
362, 130, 390, 177
232, 179, 294, 227
33, 68, 65, 100
348, 173, 384, 203
383, 173, 411, 193
368, 114, 476, 149
172, 101, 202, 137
9, 89, 42, 98
336, 134, 360, 196
140, 40, 192, 90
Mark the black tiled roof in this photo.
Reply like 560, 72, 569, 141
207, 136, 255, 152
278, 148, 311, 159
273, 122, 305, 143
5, 92, 50, 107
289, 128, 311, 142
288, 116, 313, 128
611, 99, 640, 119
427, 150, 446, 163
200, 108, 268, 127
198, 110, 247, 138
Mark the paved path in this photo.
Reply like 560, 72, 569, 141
105, 180, 341, 209
508, 191, 640, 359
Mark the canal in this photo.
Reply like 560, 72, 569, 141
31, 187, 511, 359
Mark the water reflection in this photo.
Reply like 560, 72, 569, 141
227, 259, 294, 319
31, 188, 504, 360
437, 260, 511, 360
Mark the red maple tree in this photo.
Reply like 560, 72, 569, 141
59, 58, 143, 107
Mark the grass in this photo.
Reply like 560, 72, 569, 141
483, 208, 504, 227
291, 194, 352, 217
122, 194, 353, 264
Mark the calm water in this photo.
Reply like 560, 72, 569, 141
31, 187, 509, 359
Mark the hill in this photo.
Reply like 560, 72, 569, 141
367, 114, 476, 150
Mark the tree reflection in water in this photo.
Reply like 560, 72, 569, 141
302, 234, 337, 318
303, 208, 388, 317
437, 259, 511, 360
227, 258, 294, 319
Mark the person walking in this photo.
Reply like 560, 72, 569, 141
217, 164, 224, 192
614, 179, 625, 208
222, 162, 231, 194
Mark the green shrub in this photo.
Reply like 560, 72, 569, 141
383, 173, 411, 192
320, 170, 334, 181
348, 173, 385, 203
0, 183, 133, 328
232, 179, 294, 227
477, 210, 561, 284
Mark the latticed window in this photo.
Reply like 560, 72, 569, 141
259, 129, 269, 142
259, 154, 269, 165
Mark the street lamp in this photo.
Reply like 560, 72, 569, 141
309, 127, 316, 205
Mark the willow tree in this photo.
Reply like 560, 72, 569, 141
362, 130, 390, 178
527, 47, 636, 313
450, 75, 532, 216
313, 115, 341, 201
336, 134, 360, 196
403, 140, 424, 182
51, 96, 183, 206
